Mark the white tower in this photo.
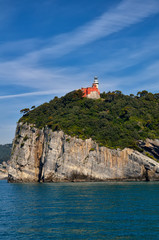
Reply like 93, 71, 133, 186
94, 76, 99, 89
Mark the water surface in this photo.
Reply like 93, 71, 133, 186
0, 180, 159, 239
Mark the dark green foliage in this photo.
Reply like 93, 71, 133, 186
20, 89, 159, 149
0, 144, 12, 164
90, 148, 95, 151
20, 108, 30, 115
31, 106, 35, 110
21, 143, 24, 148
23, 135, 29, 141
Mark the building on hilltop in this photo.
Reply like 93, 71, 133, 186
81, 76, 100, 99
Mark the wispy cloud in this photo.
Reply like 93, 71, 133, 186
1, 0, 157, 63
0, 89, 66, 100
0, 60, 90, 91
98, 59, 159, 94
0, 0, 158, 98
25, 0, 159, 61
0, 39, 43, 60
87, 33, 159, 73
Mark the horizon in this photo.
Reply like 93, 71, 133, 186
0, 0, 159, 144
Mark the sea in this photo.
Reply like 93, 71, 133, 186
0, 180, 159, 240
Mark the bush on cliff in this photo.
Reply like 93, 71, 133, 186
20, 90, 159, 149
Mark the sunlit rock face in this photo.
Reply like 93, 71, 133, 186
87, 91, 100, 99
8, 123, 159, 182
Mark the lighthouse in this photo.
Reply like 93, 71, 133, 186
93, 76, 99, 89
81, 76, 100, 99
92, 76, 99, 88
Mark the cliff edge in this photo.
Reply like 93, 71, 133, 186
8, 123, 159, 182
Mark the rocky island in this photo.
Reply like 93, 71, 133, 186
8, 81, 159, 182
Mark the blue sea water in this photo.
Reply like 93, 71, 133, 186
0, 181, 159, 240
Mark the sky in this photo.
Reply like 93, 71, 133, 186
0, 0, 159, 144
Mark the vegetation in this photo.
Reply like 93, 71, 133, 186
20, 89, 159, 150
0, 144, 12, 164
23, 135, 29, 141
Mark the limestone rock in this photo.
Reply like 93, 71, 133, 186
139, 139, 159, 160
87, 91, 100, 99
8, 122, 159, 182
0, 161, 9, 180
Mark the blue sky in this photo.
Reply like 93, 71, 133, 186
0, 0, 159, 144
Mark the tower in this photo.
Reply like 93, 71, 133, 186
93, 76, 99, 89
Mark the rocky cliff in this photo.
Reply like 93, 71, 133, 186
8, 122, 159, 182
0, 161, 9, 180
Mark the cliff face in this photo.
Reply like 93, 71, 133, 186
8, 123, 159, 182
0, 161, 9, 180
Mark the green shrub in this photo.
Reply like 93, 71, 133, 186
90, 148, 95, 151
21, 143, 24, 148
23, 135, 29, 141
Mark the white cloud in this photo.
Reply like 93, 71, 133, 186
0, 39, 43, 59
0, 0, 157, 64
24, 0, 159, 62
0, 90, 66, 100
0, 0, 158, 96
98, 60, 159, 94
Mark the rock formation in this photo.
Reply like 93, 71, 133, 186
8, 122, 159, 182
87, 91, 100, 99
0, 161, 9, 180
139, 139, 159, 160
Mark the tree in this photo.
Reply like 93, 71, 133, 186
137, 90, 148, 98
114, 90, 122, 95
20, 108, 30, 115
